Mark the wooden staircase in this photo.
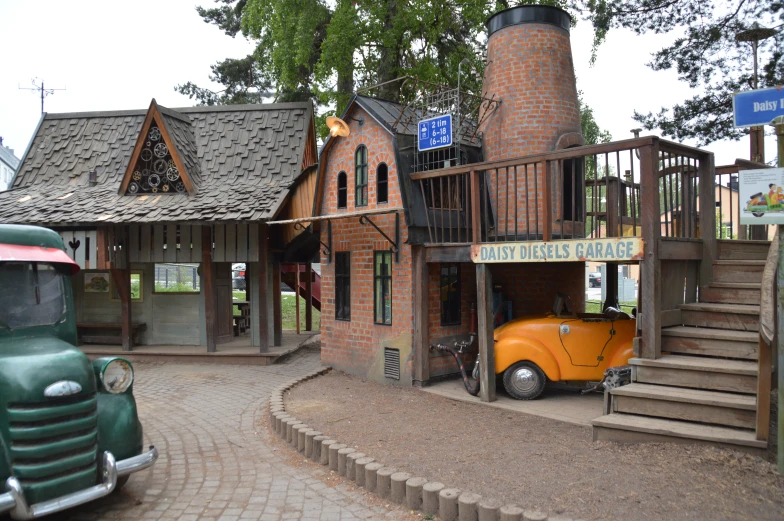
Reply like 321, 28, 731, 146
593, 240, 771, 455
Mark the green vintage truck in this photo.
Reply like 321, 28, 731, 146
0, 224, 157, 519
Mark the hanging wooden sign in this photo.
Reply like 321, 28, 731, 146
470, 237, 644, 264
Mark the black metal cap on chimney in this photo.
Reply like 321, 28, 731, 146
486, 5, 571, 36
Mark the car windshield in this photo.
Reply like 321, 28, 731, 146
0, 262, 67, 329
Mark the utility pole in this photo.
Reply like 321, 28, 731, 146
18, 78, 65, 113
736, 25, 776, 164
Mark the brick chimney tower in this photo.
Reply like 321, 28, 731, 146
481, 5, 583, 161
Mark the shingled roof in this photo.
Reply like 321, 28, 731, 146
0, 101, 314, 225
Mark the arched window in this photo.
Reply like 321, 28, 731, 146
355, 145, 368, 207
377, 163, 388, 204
337, 171, 347, 209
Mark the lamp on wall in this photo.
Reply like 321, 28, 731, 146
326, 115, 364, 138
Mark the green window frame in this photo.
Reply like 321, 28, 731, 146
440, 263, 460, 325
335, 252, 351, 321
355, 145, 368, 207
373, 251, 392, 325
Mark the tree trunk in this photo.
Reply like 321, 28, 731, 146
377, 0, 401, 102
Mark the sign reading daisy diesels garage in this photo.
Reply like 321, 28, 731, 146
471, 237, 644, 263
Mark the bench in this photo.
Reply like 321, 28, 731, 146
77, 322, 147, 345
233, 316, 250, 336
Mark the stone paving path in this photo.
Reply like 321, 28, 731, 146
49, 349, 410, 521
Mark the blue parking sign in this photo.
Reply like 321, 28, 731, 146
418, 114, 453, 152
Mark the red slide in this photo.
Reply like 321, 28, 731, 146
280, 264, 321, 311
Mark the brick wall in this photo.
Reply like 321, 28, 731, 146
427, 262, 476, 377
320, 106, 414, 384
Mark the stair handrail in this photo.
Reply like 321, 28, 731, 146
756, 232, 777, 440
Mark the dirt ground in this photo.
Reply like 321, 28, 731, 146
285, 371, 784, 521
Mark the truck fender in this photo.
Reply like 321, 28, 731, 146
608, 340, 634, 369
494, 336, 561, 382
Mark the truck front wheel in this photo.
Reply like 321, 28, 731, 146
503, 361, 546, 400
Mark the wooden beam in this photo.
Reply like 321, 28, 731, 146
476, 263, 496, 402
258, 223, 270, 353
425, 245, 472, 263
110, 268, 133, 352
273, 257, 282, 346
305, 263, 313, 332
201, 227, 217, 353
639, 142, 661, 359
412, 245, 430, 385
658, 238, 703, 260
470, 170, 480, 244
698, 154, 717, 286
295, 264, 301, 335
96, 227, 108, 270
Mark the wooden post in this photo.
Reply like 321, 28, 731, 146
698, 153, 717, 288
470, 170, 481, 243
110, 267, 132, 351
96, 227, 108, 270
542, 161, 553, 241
604, 177, 619, 310
412, 245, 430, 385
639, 142, 661, 359
272, 257, 282, 346
295, 264, 301, 335
258, 223, 270, 352
201, 226, 217, 353
305, 263, 313, 332
476, 263, 496, 402
775, 118, 784, 474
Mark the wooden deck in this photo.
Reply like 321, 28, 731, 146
79, 331, 318, 366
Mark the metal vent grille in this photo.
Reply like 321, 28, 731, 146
384, 348, 400, 380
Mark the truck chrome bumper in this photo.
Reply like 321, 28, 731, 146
0, 446, 158, 520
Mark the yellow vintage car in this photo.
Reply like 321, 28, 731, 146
494, 294, 637, 399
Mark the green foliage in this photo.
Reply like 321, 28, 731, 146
580, 0, 783, 146
154, 283, 200, 293
180, 0, 590, 137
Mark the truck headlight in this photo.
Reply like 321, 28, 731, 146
100, 359, 134, 394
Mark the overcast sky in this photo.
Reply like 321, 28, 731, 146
0, 0, 776, 167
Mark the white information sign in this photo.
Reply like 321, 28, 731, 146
739, 168, 784, 225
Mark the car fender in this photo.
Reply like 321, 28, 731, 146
96, 392, 144, 461
607, 339, 635, 369
494, 336, 561, 382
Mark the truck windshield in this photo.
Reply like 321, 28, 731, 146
0, 262, 67, 329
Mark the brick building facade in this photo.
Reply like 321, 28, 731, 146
316, 5, 590, 389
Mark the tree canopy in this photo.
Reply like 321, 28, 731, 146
177, 0, 610, 141
582, 0, 783, 146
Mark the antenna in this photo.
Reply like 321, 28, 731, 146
18, 78, 66, 113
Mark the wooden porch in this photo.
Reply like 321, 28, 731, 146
408, 137, 776, 455
79, 331, 318, 366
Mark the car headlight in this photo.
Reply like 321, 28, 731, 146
100, 359, 134, 394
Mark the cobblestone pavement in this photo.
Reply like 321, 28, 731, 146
48, 349, 412, 521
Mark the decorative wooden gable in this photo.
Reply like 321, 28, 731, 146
119, 99, 196, 196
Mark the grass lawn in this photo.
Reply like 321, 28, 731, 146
231, 291, 320, 330
585, 300, 636, 313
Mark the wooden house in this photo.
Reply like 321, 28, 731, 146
0, 99, 320, 357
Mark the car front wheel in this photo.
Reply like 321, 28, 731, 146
503, 361, 546, 400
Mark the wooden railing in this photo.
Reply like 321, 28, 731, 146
410, 137, 717, 360
757, 233, 777, 441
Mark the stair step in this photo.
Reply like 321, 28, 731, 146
717, 239, 771, 261
611, 383, 757, 429
592, 414, 767, 452
709, 282, 762, 289
712, 260, 765, 283
680, 302, 760, 331
630, 355, 757, 394
661, 326, 758, 360
700, 284, 761, 305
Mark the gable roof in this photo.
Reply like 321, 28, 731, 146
0, 101, 314, 225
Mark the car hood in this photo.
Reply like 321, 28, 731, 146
0, 336, 96, 405
493, 313, 556, 341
